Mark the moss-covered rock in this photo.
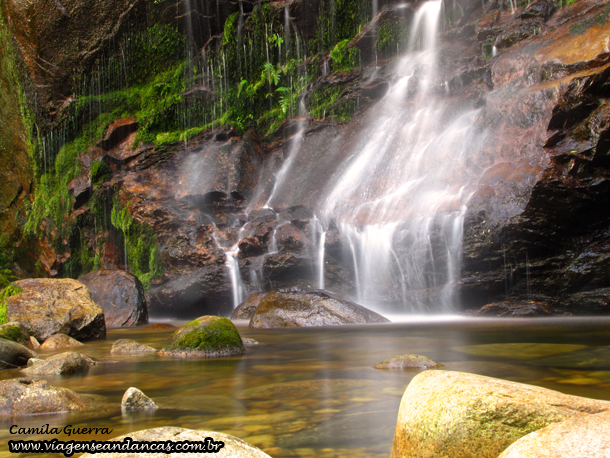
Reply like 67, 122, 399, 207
0, 321, 30, 346
159, 316, 245, 358
390, 371, 610, 458
374, 354, 443, 370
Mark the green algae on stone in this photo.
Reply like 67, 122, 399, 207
160, 316, 245, 357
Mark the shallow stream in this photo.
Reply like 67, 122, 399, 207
1, 317, 610, 458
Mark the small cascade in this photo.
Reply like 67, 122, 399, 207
311, 217, 327, 289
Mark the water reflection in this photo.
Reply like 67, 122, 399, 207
1, 318, 610, 457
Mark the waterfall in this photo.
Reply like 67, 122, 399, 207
317, 0, 486, 313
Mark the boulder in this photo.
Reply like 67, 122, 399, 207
159, 316, 245, 357
121, 387, 157, 410
249, 288, 389, 328
5, 279, 106, 342
230, 292, 267, 321
242, 338, 259, 346
21, 352, 96, 376
0, 338, 38, 369
390, 371, 610, 458
39, 333, 84, 350
474, 301, 556, 317
0, 378, 86, 416
111, 339, 156, 355
0, 321, 30, 346
77, 270, 148, 328
80, 426, 273, 457
374, 354, 443, 370
499, 410, 610, 458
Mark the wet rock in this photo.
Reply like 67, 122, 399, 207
145, 323, 177, 331
29, 336, 40, 350
238, 236, 266, 257
39, 334, 84, 350
4, 279, 106, 342
159, 316, 245, 357
520, 0, 556, 20
98, 117, 138, 151
0, 321, 31, 346
80, 426, 273, 458
121, 387, 157, 410
374, 354, 443, 370
230, 292, 267, 321
0, 338, 38, 369
242, 337, 259, 346
474, 301, 556, 317
21, 351, 96, 376
499, 410, 610, 458
147, 264, 233, 319
0, 378, 87, 417
77, 270, 148, 328
111, 339, 156, 355
249, 288, 389, 328
527, 345, 610, 370
27, 358, 43, 366
390, 371, 610, 458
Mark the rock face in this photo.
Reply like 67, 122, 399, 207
77, 270, 148, 328
4, 279, 106, 342
39, 333, 84, 350
374, 355, 443, 370
390, 370, 610, 458
121, 387, 157, 410
80, 426, 273, 458
0, 378, 86, 416
159, 316, 245, 357
249, 289, 390, 328
21, 352, 96, 376
111, 339, 156, 355
498, 410, 610, 458
0, 338, 38, 369
0, 321, 31, 346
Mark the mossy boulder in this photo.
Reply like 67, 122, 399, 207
390, 371, 610, 458
0, 321, 30, 346
159, 316, 245, 357
21, 352, 96, 376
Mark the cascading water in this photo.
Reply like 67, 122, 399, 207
315, 0, 487, 313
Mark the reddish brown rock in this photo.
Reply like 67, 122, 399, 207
230, 292, 267, 321
99, 118, 139, 151
78, 270, 147, 328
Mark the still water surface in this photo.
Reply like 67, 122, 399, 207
1, 317, 610, 457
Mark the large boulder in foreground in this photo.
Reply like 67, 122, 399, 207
0, 378, 88, 416
499, 410, 610, 458
249, 288, 390, 328
159, 316, 245, 357
5, 279, 106, 342
390, 371, 610, 458
81, 426, 272, 457
0, 338, 38, 369
78, 270, 148, 328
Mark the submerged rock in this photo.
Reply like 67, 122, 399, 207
80, 426, 273, 458
111, 339, 156, 355
249, 288, 389, 328
121, 387, 157, 410
527, 345, 610, 369
21, 352, 96, 376
39, 333, 84, 350
390, 370, 610, 458
145, 323, 177, 331
4, 279, 106, 342
78, 269, 148, 328
0, 338, 38, 369
499, 410, 610, 458
0, 321, 31, 346
374, 354, 443, 370
0, 378, 86, 417
159, 316, 245, 357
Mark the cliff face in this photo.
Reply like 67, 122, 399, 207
3, 0, 610, 316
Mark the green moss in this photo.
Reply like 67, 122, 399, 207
0, 284, 22, 325
90, 161, 111, 186
0, 323, 28, 344
569, 3, 610, 35
166, 317, 244, 354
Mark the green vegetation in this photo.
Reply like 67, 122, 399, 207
165, 317, 244, 354
0, 284, 22, 325
0, 242, 17, 289
90, 161, 111, 186
569, 2, 610, 35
